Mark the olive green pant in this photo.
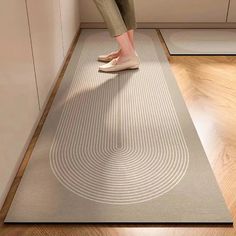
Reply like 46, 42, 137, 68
93, 0, 137, 37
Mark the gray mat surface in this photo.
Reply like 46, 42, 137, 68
160, 29, 236, 55
5, 29, 232, 223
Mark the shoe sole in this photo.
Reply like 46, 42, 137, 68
99, 64, 139, 72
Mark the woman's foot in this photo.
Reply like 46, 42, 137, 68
98, 49, 121, 62
98, 52, 140, 72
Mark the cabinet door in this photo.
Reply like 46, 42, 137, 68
80, 0, 229, 23
26, 0, 64, 108
0, 0, 39, 208
136, 0, 228, 22
228, 0, 236, 22
60, 0, 80, 55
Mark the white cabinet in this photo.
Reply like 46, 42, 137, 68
26, 0, 81, 109
60, 0, 80, 55
135, 0, 229, 22
228, 0, 236, 22
26, 0, 64, 109
0, 0, 81, 210
80, 0, 229, 23
0, 0, 40, 208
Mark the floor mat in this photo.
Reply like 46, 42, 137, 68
160, 29, 236, 55
5, 29, 232, 223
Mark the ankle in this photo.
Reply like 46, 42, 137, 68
120, 49, 136, 58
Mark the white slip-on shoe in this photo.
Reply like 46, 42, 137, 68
98, 54, 140, 72
98, 50, 120, 62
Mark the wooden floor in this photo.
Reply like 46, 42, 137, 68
0, 29, 236, 236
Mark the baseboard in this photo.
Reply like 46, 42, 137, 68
80, 22, 236, 29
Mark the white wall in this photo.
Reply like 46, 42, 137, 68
0, 0, 80, 209
0, 0, 40, 209
79, 0, 229, 23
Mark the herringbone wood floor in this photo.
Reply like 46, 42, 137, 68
0, 29, 235, 236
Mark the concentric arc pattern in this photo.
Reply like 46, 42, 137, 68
49, 31, 190, 205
